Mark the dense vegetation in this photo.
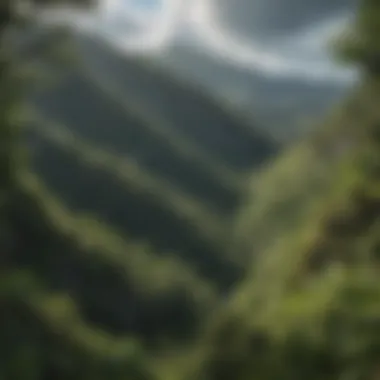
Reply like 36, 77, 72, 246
1, 0, 380, 379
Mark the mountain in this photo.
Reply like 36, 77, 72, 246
3, 1, 380, 378
6, 26, 279, 319
4, 27, 276, 375
19, 3, 355, 142
0, 30, 282, 378
153, 42, 352, 141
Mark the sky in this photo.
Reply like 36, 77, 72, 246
40, 0, 359, 83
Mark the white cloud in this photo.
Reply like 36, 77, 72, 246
186, 0, 355, 82
41, 0, 357, 82
90, 0, 181, 52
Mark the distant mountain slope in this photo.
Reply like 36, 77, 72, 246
0, 30, 291, 369
154, 43, 352, 141
25, 115, 241, 289
73, 33, 279, 167
30, 72, 240, 211
20, 28, 278, 256
14, 27, 280, 296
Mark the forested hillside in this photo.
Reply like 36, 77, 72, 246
18, 29, 278, 295
1, 0, 380, 379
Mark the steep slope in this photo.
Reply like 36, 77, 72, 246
74, 33, 278, 170
10, 168, 219, 343
232, 84, 371, 264
29, 69, 240, 213
191, 80, 380, 380
3, 2, 380, 379
24, 113, 242, 289
14, 28, 280, 293
77, 57, 243, 190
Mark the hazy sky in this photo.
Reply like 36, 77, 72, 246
47, 0, 359, 82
